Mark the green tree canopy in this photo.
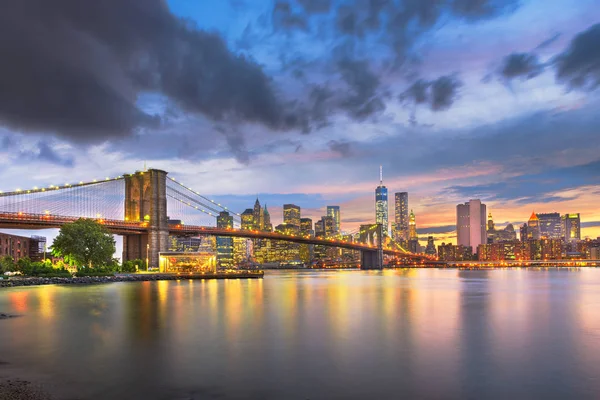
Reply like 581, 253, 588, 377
52, 219, 116, 269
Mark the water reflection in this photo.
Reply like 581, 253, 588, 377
0, 269, 599, 399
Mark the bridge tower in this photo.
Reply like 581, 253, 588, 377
361, 223, 384, 270
122, 169, 169, 269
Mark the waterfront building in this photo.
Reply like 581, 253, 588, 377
283, 204, 301, 231
538, 212, 563, 239
456, 199, 487, 252
540, 238, 562, 260
327, 206, 341, 234
0, 233, 45, 262
527, 212, 541, 240
394, 192, 409, 241
375, 166, 389, 235
216, 211, 234, 269
438, 243, 473, 261
563, 213, 581, 242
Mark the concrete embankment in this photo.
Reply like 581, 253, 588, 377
0, 271, 264, 288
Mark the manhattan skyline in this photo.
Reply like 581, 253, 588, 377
0, 0, 599, 245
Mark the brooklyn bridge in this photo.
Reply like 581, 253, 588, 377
0, 169, 432, 269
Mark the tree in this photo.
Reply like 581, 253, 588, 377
0, 256, 14, 273
52, 218, 116, 269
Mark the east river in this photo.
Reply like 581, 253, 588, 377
1, 269, 600, 399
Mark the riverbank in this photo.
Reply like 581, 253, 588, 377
0, 271, 264, 288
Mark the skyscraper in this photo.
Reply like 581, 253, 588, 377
538, 212, 562, 239
253, 198, 263, 230
409, 210, 417, 239
375, 166, 389, 235
394, 192, 409, 241
216, 211, 234, 269
527, 212, 540, 240
456, 199, 487, 251
327, 206, 341, 233
283, 204, 301, 229
563, 213, 581, 242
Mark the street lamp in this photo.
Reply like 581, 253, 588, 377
146, 244, 150, 270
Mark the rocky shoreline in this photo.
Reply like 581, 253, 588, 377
0, 271, 264, 288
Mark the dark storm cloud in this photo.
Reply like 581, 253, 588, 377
328, 140, 353, 157
400, 75, 463, 111
0, 0, 302, 144
555, 23, 600, 90
337, 59, 386, 120
500, 53, 545, 81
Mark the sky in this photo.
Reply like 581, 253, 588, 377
1, 0, 600, 247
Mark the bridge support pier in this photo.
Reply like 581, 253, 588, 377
361, 223, 384, 270
122, 169, 169, 269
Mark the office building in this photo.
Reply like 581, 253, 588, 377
563, 213, 581, 242
241, 209, 255, 230
216, 211, 234, 269
327, 206, 341, 233
538, 212, 562, 239
283, 204, 301, 230
300, 218, 313, 234
394, 192, 409, 241
456, 199, 487, 251
375, 166, 389, 235
527, 212, 541, 240
425, 236, 436, 256
409, 209, 417, 239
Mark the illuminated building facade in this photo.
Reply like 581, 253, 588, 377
394, 192, 409, 242
409, 210, 417, 239
438, 243, 473, 261
527, 212, 541, 240
563, 213, 581, 242
283, 204, 301, 231
538, 212, 562, 239
241, 209, 255, 230
299, 218, 314, 263
457, 199, 487, 251
327, 206, 341, 234
375, 166, 389, 235
216, 211, 234, 269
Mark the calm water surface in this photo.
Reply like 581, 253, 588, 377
1, 269, 600, 399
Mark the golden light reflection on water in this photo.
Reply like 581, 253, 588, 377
9, 291, 29, 313
37, 285, 56, 319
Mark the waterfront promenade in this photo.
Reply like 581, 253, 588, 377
0, 271, 263, 288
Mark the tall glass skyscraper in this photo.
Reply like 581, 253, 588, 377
375, 166, 389, 235
326, 206, 341, 233
563, 213, 581, 242
394, 192, 409, 241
